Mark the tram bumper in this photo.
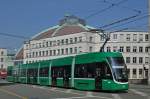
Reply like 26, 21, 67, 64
102, 79, 128, 91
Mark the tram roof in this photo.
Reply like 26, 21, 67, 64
18, 52, 122, 68
75, 52, 122, 64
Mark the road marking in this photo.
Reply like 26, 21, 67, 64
86, 92, 94, 97
29, 85, 112, 99
129, 89, 148, 97
0, 88, 28, 99
65, 89, 72, 93
50, 87, 57, 90
53, 95, 112, 99
112, 94, 122, 99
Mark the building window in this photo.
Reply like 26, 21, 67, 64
32, 52, 35, 57
126, 34, 130, 41
0, 58, 3, 62
49, 41, 52, 46
70, 38, 73, 44
39, 43, 42, 48
126, 46, 130, 52
79, 47, 82, 53
79, 37, 82, 42
70, 48, 73, 54
107, 46, 111, 52
25, 44, 29, 49
50, 50, 52, 56
139, 69, 143, 76
42, 42, 45, 47
133, 57, 137, 63
145, 47, 149, 53
65, 48, 68, 54
89, 46, 92, 52
53, 50, 56, 56
1, 64, 3, 69
145, 57, 149, 64
133, 46, 137, 52
42, 51, 45, 56
46, 50, 48, 56
139, 57, 143, 64
113, 34, 117, 40
74, 47, 77, 53
119, 46, 124, 52
139, 34, 143, 41
89, 36, 93, 42
113, 46, 117, 52
57, 49, 60, 55
139, 69, 143, 78
61, 49, 64, 55
75, 37, 77, 43
39, 51, 41, 56
57, 40, 60, 46
133, 69, 136, 74
133, 34, 137, 41
132, 69, 137, 78
145, 34, 149, 41
139, 47, 143, 52
126, 57, 130, 63
66, 39, 68, 45
61, 39, 64, 45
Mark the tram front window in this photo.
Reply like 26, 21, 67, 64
107, 57, 128, 82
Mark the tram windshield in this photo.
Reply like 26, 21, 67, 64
107, 57, 128, 82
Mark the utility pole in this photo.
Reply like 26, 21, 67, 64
148, 0, 150, 85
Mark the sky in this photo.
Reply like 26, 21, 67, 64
0, 0, 148, 51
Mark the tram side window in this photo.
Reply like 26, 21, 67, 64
39, 67, 49, 77
51, 66, 71, 78
27, 68, 38, 77
74, 62, 112, 79
75, 63, 95, 78
21, 69, 26, 77
51, 67, 63, 78
64, 66, 71, 78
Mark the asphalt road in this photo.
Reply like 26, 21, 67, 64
0, 80, 150, 99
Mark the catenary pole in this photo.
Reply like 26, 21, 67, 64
148, 0, 150, 85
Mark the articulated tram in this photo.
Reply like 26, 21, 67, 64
7, 52, 128, 91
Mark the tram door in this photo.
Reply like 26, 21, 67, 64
33, 70, 38, 84
51, 67, 57, 86
95, 67, 102, 90
63, 69, 69, 88
27, 70, 31, 84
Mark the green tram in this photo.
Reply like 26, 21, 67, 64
7, 52, 128, 91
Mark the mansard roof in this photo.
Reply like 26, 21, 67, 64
32, 15, 94, 40
15, 15, 95, 60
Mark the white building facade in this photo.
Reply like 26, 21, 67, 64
0, 48, 7, 69
23, 15, 149, 83
0, 48, 14, 70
